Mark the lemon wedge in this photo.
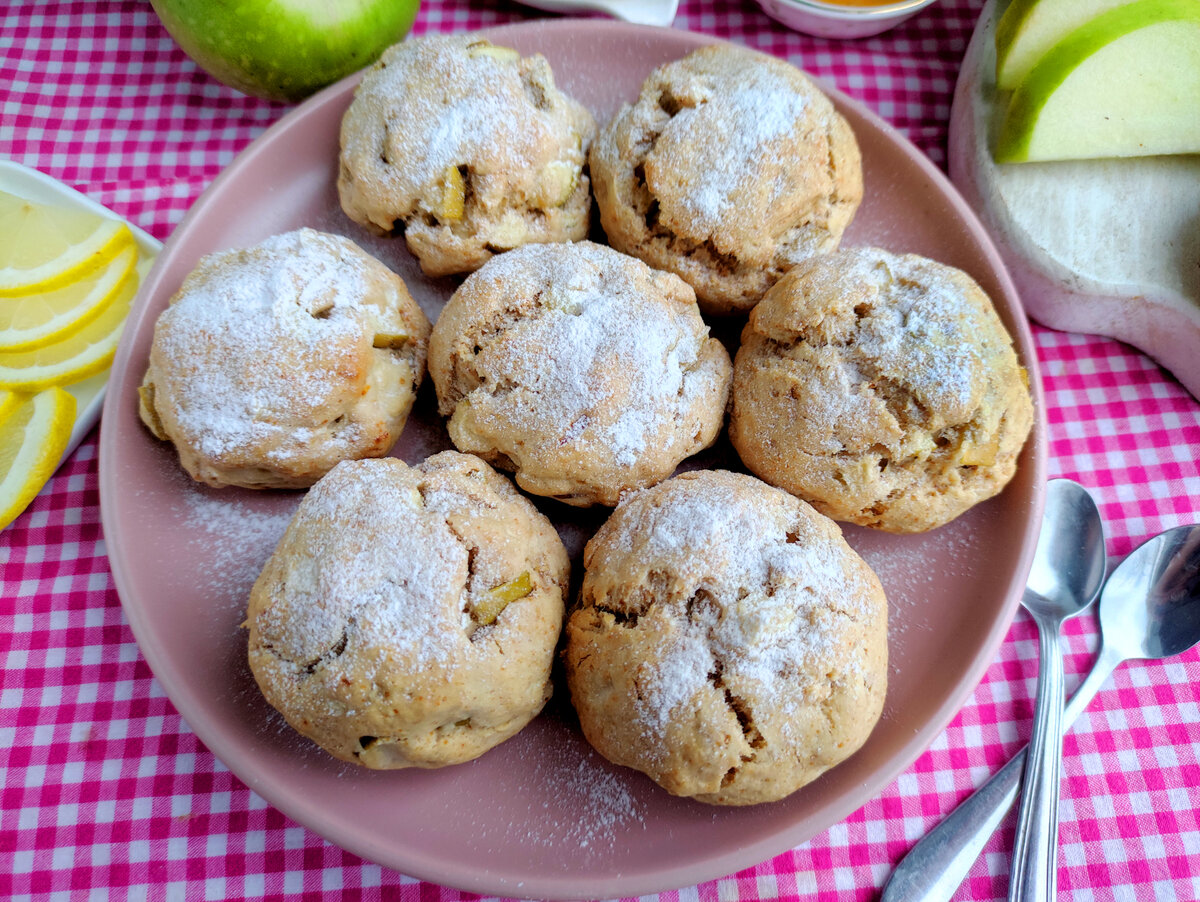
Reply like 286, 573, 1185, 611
0, 190, 134, 297
0, 259, 145, 391
0, 387, 76, 530
0, 242, 138, 352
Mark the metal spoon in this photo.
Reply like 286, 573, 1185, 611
881, 521, 1200, 902
1008, 479, 1106, 902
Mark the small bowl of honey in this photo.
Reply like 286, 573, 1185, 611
753, 0, 938, 38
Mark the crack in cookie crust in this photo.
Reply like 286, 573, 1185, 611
245, 453, 569, 770
730, 247, 1034, 532
338, 34, 596, 278
139, 229, 431, 490
589, 44, 863, 315
565, 470, 888, 805
427, 241, 732, 506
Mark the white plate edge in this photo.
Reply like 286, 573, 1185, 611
0, 159, 165, 464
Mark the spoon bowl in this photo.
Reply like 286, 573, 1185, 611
1100, 525, 1200, 660
1022, 478, 1107, 618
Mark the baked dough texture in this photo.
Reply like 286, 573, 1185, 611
564, 470, 888, 806
246, 452, 570, 769
428, 241, 733, 507
730, 246, 1034, 533
338, 34, 597, 277
589, 43, 863, 316
138, 228, 431, 490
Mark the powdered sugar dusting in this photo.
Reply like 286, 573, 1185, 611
525, 744, 644, 850
452, 732, 646, 857
466, 243, 720, 467
267, 460, 467, 672
177, 489, 298, 606
856, 516, 980, 675
655, 64, 810, 230
410, 92, 517, 186
609, 474, 870, 739
857, 261, 981, 416
154, 229, 384, 461
827, 249, 982, 420
355, 35, 558, 197
762, 249, 993, 454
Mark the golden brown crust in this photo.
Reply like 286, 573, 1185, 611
246, 452, 570, 769
589, 44, 862, 316
139, 228, 431, 490
564, 470, 888, 805
427, 241, 733, 507
338, 34, 596, 277
729, 246, 1035, 532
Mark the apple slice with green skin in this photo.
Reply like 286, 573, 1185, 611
995, 0, 1200, 163
149, 0, 421, 103
994, 0, 1138, 90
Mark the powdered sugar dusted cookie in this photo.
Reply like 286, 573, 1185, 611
246, 452, 570, 769
427, 241, 732, 507
138, 228, 431, 490
589, 44, 862, 316
564, 470, 888, 806
338, 34, 596, 277
730, 246, 1034, 533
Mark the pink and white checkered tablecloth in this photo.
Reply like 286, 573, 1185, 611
3, 1, 1198, 899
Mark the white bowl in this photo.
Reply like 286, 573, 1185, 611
754, 0, 938, 39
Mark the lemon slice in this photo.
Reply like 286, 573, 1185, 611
0, 190, 134, 297
0, 258, 145, 392
0, 387, 76, 530
0, 242, 138, 352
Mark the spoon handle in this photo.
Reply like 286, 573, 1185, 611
1007, 618, 1066, 902
879, 644, 1122, 902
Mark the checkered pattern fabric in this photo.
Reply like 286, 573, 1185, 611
3, 1, 1199, 900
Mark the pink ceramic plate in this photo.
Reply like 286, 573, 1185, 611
100, 20, 1046, 899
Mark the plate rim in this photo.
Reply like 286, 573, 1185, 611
99, 18, 1048, 898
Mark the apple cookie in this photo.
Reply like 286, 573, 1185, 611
246, 452, 570, 769
138, 227, 431, 490
729, 246, 1034, 533
564, 469, 888, 806
589, 43, 863, 316
337, 33, 597, 277
427, 241, 733, 507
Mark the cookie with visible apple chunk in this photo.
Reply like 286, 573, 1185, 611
246, 452, 570, 769
138, 228, 431, 490
729, 247, 1033, 533
337, 34, 597, 277
589, 43, 863, 316
564, 470, 888, 806
427, 241, 732, 507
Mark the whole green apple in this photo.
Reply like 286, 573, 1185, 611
150, 0, 421, 103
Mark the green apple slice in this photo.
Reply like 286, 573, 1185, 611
995, 0, 1200, 163
995, 0, 1138, 90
